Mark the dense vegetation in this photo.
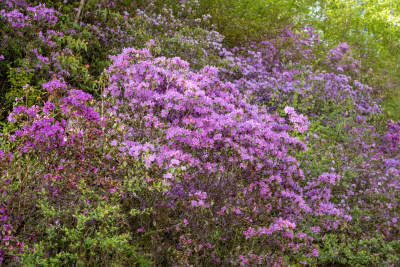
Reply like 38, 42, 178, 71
0, 0, 399, 265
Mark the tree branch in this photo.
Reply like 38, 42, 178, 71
74, 0, 87, 24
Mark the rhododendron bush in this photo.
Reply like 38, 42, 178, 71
1, 0, 400, 266
219, 28, 380, 117
0, 0, 223, 122
102, 48, 338, 265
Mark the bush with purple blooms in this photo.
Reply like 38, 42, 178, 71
0, 0, 223, 123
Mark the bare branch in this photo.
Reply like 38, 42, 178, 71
74, 0, 86, 24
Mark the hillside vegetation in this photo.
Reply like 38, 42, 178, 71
0, 0, 399, 265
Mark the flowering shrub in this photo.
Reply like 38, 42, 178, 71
1, 77, 151, 265
0, 0, 223, 123
220, 28, 380, 117
299, 114, 400, 265
217, 27, 400, 265
0, 0, 93, 121
98, 47, 354, 265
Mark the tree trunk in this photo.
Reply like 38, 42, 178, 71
74, 0, 86, 24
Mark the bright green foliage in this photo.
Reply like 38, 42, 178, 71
310, 0, 400, 101
197, 0, 318, 46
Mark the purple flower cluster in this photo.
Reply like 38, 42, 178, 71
325, 42, 360, 74
0, 2, 58, 29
